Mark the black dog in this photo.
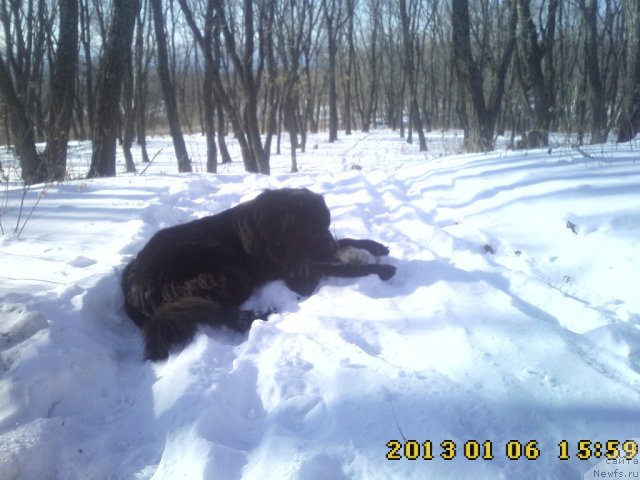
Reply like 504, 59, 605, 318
122, 188, 395, 360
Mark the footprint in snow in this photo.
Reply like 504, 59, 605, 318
68, 256, 96, 268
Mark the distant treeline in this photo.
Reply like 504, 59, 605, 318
1, 0, 639, 184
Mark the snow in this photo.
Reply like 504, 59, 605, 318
1, 130, 640, 479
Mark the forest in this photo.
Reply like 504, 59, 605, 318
0, 0, 639, 185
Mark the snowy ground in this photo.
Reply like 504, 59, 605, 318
1, 130, 640, 479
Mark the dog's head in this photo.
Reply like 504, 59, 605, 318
237, 188, 338, 265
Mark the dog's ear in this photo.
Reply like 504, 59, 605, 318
235, 214, 265, 257
279, 212, 298, 236
234, 201, 290, 259
258, 212, 297, 256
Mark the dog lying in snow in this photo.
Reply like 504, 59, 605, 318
121, 188, 395, 360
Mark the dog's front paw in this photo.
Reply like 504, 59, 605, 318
361, 240, 390, 257
376, 264, 396, 281
337, 238, 391, 256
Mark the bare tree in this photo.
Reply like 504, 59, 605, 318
88, 0, 140, 178
134, 1, 151, 164
3, 0, 637, 182
399, 0, 427, 151
177, 0, 221, 173
343, 0, 356, 135
78, 0, 94, 137
322, 0, 345, 143
577, 0, 608, 144
299, 4, 323, 145
355, 0, 381, 132
0, 0, 78, 184
211, 19, 233, 166
211, 0, 272, 174
0, 54, 41, 183
0, 0, 44, 184
150, 0, 192, 172
515, 0, 558, 147
122, 52, 137, 173
42, 0, 79, 180
258, 0, 279, 164
380, 9, 403, 131
452, 0, 517, 152
618, 0, 640, 142
274, 0, 319, 171
180, 0, 256, 172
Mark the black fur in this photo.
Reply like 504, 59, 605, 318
122, 188, 395, 360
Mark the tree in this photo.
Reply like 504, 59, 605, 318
176, 0, 218, 172
399, 0, 427, 151
180, 0, 255, 173
42, 0, 79, 180
134, 2, 152, 164
211, 0, 271, 174
4, 0, 637, 181
515, 0, 558, 147
180, 0, 256, 173
274, 0, 319, 171
88, 0, 140, 178
343, 0, 356, 135
0, 0, 78, 184
299, 2, 322, 147
355, 0, 381, 133
380, 9, 403, 131
452, 0, 517, 152
258, 0, 279, 164
577, 0, 608, 144
618, 0, 640, 142
122, 51, 137, 173
0, 54, 41, 184
150, 0, 192, 173
322, 0, 345, 143
78, 0, 94, 138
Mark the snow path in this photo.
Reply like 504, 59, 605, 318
1, 131, 640, 479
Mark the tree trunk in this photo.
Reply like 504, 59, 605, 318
73, 80, 87, 140
79, 0, 94, 136
180, 0, 268, 173
150, 0, 192, 172
578, 0, 608, 144
134, 6, 151, 164
122, 54, 137, 173
453, 0, 490, 151
344, 0, 355, 135
618, 0, 640, 142
259, 0, 279, 167
284, 99, 299, 172
399, 0, 427, 151
0, 55, 43, 184
42, 0, 78, 181
214, 0, 268, 173
361, 0, 381, 133
515, 0, 558, 147
216, 93, 232, 164
202, 60, 218, 173
323, 0, 342, 143
0, 0, 78, 184
452, 0, 516, 152
197, 1, 218, 172
88, 0, 140, 178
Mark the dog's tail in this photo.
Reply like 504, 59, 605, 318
142, 298, 272, 361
